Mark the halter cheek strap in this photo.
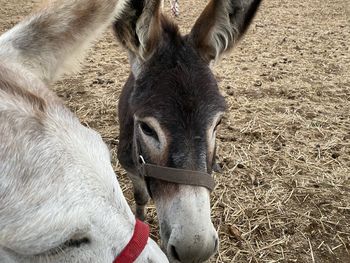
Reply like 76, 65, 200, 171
114, 219, 150, 263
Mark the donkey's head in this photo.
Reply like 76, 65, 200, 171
114, 0, 262, 262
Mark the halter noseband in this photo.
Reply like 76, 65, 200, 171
114, 219, 149, 263
138, 155, 216, 192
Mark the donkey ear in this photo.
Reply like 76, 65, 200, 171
113, 0, 162, 60
190, 0, 262, 63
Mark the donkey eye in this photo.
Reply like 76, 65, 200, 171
139, 122, 158, 139
63, 237, 90, 248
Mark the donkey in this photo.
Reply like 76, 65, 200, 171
0, 0, 168, 262
113, 0, 262, 261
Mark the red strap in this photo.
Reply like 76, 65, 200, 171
113, 219, 150, 263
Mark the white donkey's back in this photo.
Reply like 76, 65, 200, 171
0, 0, 168, 262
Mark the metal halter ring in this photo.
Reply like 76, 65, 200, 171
139, 155, 146, 164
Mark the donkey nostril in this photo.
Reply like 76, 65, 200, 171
170, 245, 181, 261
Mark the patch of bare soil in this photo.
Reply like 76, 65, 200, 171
1, 0, 349, 262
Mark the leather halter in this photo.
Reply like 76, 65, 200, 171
114, 219, 149, 263
138, 155, 215, 192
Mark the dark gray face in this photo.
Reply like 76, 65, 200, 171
130, 35, 226, 177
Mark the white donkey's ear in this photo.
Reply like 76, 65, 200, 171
113, 0, 162, 60
190, 0, 262, 64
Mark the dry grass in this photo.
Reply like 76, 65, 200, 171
1, 0, 349, 262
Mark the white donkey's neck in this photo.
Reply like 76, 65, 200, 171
0, 84, 135, 258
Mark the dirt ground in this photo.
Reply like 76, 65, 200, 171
1, 0, 349, 262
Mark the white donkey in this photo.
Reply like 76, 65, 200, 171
0, 0, 168, 262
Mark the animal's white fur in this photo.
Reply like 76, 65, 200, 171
0, 0, 128, 83
0, 0, 168, 262
155, 186, 218, 262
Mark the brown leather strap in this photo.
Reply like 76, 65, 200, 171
140, 163, 215, 191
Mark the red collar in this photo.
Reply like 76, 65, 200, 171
113, 219, 150, 263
